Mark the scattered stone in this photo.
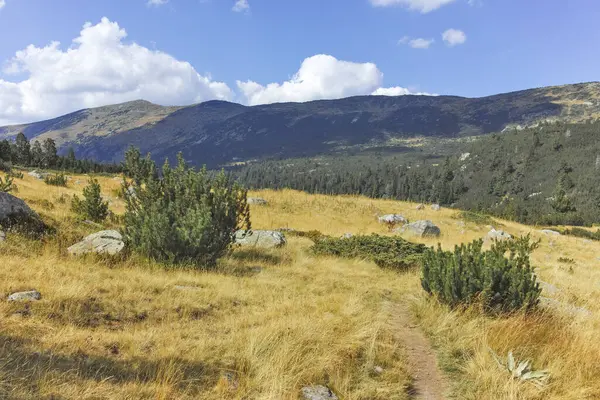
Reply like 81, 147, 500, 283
0, 192, 41, 225
341, 233, 353, 239
75, 180, 81, 185
247, 197, 268, 205
396, 220, 441, 238
7, 290, 41, 302
301, 385, 338, 400
27, 170, 43, 179
459, 152, 471, 162
487, 228, 512, 241
373, 366, 384, 375
416, 203, 425, 210
67, 230, 125, 256
541, 229, 561, 236
234, 230, 286, 248
378, 214, 407, 224
431, 204, 441, 211
0, 231, 5, 243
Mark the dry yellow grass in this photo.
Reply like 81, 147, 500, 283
1, 174, 600, 399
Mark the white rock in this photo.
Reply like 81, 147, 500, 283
378, 214, 407, 224
301, 385, 338, 400
487, 228, 512, 241
68, 230, 125, 256
234, 230, 286, 248
8, 290, 41, 302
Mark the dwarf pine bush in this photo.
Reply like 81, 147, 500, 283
122, 153, 250, 267
421, 236, 541, 312
44, 173, 68, 187
311, 234, 427, 270
71, 178, 109, 222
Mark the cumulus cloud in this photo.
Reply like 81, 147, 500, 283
372, 87, 437, 96
0, 0, 5, 10
232, 0, 250, 12
0, 17, 232, 125
147, 0, 168, 6
369, 0, 456, 13
442, 28, 467, 46
237, 54, 384, 105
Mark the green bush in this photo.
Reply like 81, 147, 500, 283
557, 227, 600, 241
44, 173, 68, 187
0, 175, 14, 193
311, 234, 427, 270
421, 236, 541, 313
455, 211, 495, 226
6, 170, 24, 179
71, 179, 109, 222
122, 153, 250, 267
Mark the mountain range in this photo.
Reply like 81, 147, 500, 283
1, 82, 599, 168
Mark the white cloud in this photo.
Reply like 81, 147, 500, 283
237, 54, 384, 105
147, 0, 168, 6
442, 28, 467, 46
369, 0, 456, 13
372, 87, 437, 96
409, 38, 434, 49
232, 0, 250, 12
398, 36, 434, 49
0, 17, 232, 125
0, 0, 5, 10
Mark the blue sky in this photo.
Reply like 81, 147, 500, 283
0, 0, 599, 124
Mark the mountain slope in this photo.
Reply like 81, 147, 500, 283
1, 82, 600, 167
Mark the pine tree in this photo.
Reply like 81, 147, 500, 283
14, 133, 30, 166
71, 179, 109, 222
42, 138, 58, 168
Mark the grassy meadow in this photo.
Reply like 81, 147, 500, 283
0, 172, 599, 399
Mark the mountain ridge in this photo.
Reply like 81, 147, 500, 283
1, 81, 599, 168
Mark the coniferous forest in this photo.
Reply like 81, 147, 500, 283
235, 120, 600, 226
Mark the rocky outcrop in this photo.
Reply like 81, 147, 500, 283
0, 192, 44, 233
234, 230, 286, 248
68, 230, 125, 256
540, 229, 561, 236
487, 228, 512, 241
396, 220, 441, 237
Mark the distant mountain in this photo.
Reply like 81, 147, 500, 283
1, 82, 599, 168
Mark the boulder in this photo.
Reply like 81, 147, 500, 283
234, 230, 286, 248
7, 290, 41, 302
247, 197, 268, 205
378, 214, 407, 224
28, 170, 43, 179
487, 228, 512, 241
416, 203, 425, 210
396, 220, 441, 237
540, 229, 561, 236
431, 204, 441, 211
0, 192, 41, 225
68, 230, 125, 256
301, 385, 338, 400
341, 233, 353, 239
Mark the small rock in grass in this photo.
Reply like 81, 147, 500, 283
373, 365, 384, 374
301, 385, 338, 400
7, 290, 41, 302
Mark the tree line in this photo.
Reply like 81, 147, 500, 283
235, 120, 600, 226
0, 132, 122, 173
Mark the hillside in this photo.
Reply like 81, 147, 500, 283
1, 82, 600, 168
0, 171, 599, 399
237, 119, 600, 226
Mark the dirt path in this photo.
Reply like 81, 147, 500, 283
390, 302, 448, 400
